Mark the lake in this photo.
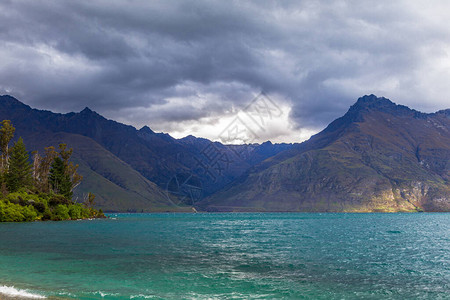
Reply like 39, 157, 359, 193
0, 213, 449, 299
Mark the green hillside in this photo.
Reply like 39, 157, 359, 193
23, 132, 191, 212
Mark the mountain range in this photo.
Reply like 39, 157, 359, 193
0, 94, 448, 212
0, 95, 292, 211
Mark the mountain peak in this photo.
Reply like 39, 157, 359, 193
179, 135, 198, 142
260, 141, 273, 146
354, 94, 395, 109
347, 94, 418, 118
80, 107, 94, 114
315, 95, 421, 146
78, 107, 105, 119
139, 125, 154, 134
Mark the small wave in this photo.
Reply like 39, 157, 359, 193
130, 294, 155, 299
89, 291, 120, 298
0, 285, 46, 299
56, 291, 76, 297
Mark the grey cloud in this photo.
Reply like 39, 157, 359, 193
0, 0, 449, 141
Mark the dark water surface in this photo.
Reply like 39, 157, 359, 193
0, 213, 449, 299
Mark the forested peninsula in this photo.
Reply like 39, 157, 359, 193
0, 120, 105, 222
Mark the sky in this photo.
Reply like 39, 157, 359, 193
0, 0, 450, 143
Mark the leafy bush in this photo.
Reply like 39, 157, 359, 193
21, 205, 38, 221
42, 208, 52, 221
0, 202, 25, 222
32, 201, 46, 213
51, 204, 70, 221
68, 204, 84, 219
0, 191, 103, 222
0, 202, 37, 222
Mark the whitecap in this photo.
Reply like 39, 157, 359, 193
0, 285, 46, 299
92, 290, 119, 298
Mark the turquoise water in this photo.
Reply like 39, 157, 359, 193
0, 213, 449, 299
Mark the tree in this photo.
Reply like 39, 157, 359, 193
36, 144, 82, 197
0, 120, 103, 222
32, 146, 58, 192
84, 192, 96, 209
0, 120, 15, 172
49, 156, 73, 199
58, 144, 82, 191
7, 137, 32, 192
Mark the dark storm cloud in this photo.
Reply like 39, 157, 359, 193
0, 0, 449, 140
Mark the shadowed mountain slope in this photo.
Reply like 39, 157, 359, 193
22, 132, 189, 212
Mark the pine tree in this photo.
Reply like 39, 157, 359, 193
49, 156, 73, 199
47, 144, 82, 199
49, 157, 71, 199
7, 137, 32, 192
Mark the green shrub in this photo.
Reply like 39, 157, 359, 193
1, 191, 103, 222
0, 202, 24, 222
52, 204, 70, 221
68, 204, 84, 219
0, 201, 37, 222
21, 205, 38, 221
82, 208, 92, 219
42, 208, 52, 221
97, 209, 106, 218
32, 201, 46, 213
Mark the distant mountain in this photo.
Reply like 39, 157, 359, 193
199, 95, 450, 212
0, 95, 293, 211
